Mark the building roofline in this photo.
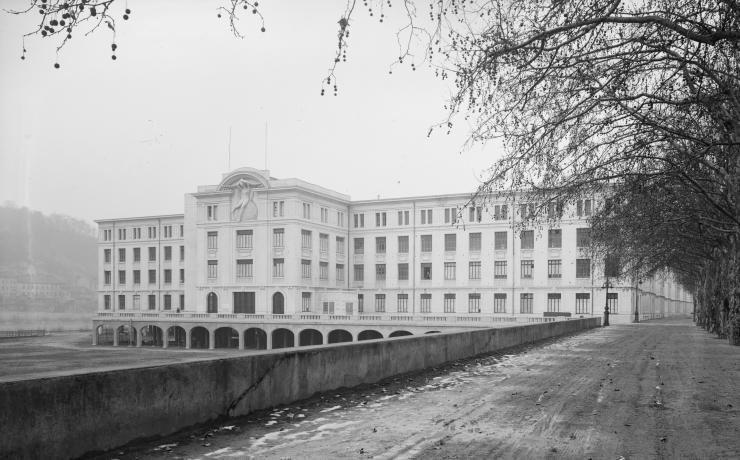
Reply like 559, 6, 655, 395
94, 214, 184, 224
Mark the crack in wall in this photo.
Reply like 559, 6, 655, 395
225, 354, 291, 417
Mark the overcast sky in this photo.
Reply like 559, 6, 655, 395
0, 0, 503, 224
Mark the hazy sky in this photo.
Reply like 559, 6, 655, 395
0, 0, 503, 224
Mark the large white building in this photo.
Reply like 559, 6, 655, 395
93, 167, 691, 349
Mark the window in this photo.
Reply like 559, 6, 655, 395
444, 207, 458, 224
134, 247, 141, 262
302, 292, 312, 312
354, 264, 364, 281
468, 293, 481, 313
494, 261, 507, 279
353, 213, 365, 228
273, 200, 284, 217
375, 212, 387, 227
494, 293, 507, 313
207, 260, 217, 279
179, 269, 184, 284
164, 246, 172, 261
180, 225, 184, 237
420, 209, 433, 224
494, 231, 507, 250
519, 203, 535, 219
520, 230, 534, 250
104, 249, 111, 263
236, 230, 253, 249
323, 301, 335, 314
133, 270, 140, 285
164, 269, 172, 284
444, 234, 457, 252
320, 261, 328, 280
234, 292, 256, 314
469, 261, 481, 280
148, 247, 156, 261
148, 294, 156, 310
133, 294, 140, 310
179, 246, 184, 261
163, 294, 172, 310
577, 199, 592, 217
273, 228, 284, 248
420, 293, 432, 313
397, 294, 409, 313
576, 228, 591, 248
148, 269, 156, 284
469, 233, 482, 252
548, 229, 562, 249
302, 203, 311, 219
321, 207, 329, 223
548, 259, 562, 278
320, 234, 329, 254
576, 259, 591, 278
354, 237, 364, 254
376, 237, 386, 254
102, 229, 112, 241
547, 293, 561, 312
576, 293, 590, 314
302, 230, 313, 250
273, 258, 284, 277
164, 225, 172, 238
301, 259, 312, 279
520, 293, 534, 313
547, 201, 563, 219
336, 236, 345, 256
444, 294, 456, 313
521, 260, 534, 278
104, 270, 111, 285
118, 294, 126, 310
132, 227, 141, 240
469, 206, 482, 223
337, 211, 345, 226
118, 270, 126, 285
236, 259, 253, 278
398, 235, 409, 253
206, 205, 218, 221
118, 248, 126, 263
336, 264, 345, 281
607, 293, 618, 313
148, 226, 157, 239
494, 204, 508, 220
398, 210, 409, 225
358, 293, 364, 313
444, 262, 456, 280
118, 228, 127, 241
421, 263, 432, 280
179, 294, 184, 310
375, 294, 386, 312
398, 263, 409, 281
421, 235, 432, 252
104, 294, 111, 310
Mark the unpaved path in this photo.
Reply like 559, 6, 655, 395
101, 318, 740, 459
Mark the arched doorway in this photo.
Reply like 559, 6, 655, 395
215, 327, 239, 348
166, 326, 186, 347
96, 325, 114, 345
299, 329, 323, 346
272, 292, 285, 314
358, 330, 383, 341
272, 328, 294, 349
207, 292, 218, 313
117, 325, 137, 346
389, 330, 412, 338
328, 329, 353, 344
191, 326, 209, 349
140, 325, 164, 346
244, 328, 267, 350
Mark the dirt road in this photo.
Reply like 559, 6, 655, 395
102, 317, 740, 459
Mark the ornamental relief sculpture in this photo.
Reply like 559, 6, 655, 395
229, 178, 259, 222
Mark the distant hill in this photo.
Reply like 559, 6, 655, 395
0, 205, 97, 319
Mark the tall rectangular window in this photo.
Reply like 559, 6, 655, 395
164, 246, 172, 261
444, 262, 456, 280
323, 300, 335, 314
179, 269, 184, 284
180, 225, 184, 237
576, 228, 591, 248
607, 293, 618, 313
302, 203, 311, 219
148, 247, 156, 261
547, 202, 563, 219
118, 228, 127, 241
133, 270, 140, 285
375, 263, 386, 281
520, 293, 534, 313
103, 229, 111, 241
301, 259, 312, 279
207, 231, 218, 249
420, 293, 432, 313
336, 264, 345, 281
301, 230, 312, 249
547, 293, 561, 312
273, 228, 284, 248
104, 294, 111, 310
133, 294, 140, 310
236, 259, 253, 278
376, 237, 386, 254
118, 294, 126, 310
354, 213, 365, 228
164, 294, 172, 310
521, 260, 534, 278
207, 260, 217, 279
354, 264, 364, 281
302, 292, 312, 312
469, 261, 481, 280
354, 237, 364, 254
118, 270, 126, 285
104, 270, 111, 285
164, 225, 172, 238
494, 204, 508, 220
179, 294, 185, 310
444, 294, 456, 313
468, 293, 481, 313
398, 235, 409, 253
234, 292, 256, 314
273, 258, 284, 277
321, 207, 329, 223
164, 269, 172, 284
397, 293, 408, 313
104, 249, 111, 263
421, 209, 433, 224
548, 259, 562, 278
494, 261, 507, 279
148, 294, 156, 310
320, 261, 329, 280
118, 248, 126, 263
320, 233, 329, 254
358, 293, 364, 313
236, 230, 253, 249
469, 233, 481, 252
421, 235, 432, 252
179, 246, 184, 261
398, 210, 409, 225
336, 236, 345, 256
576, 293, 590, 314
148, 269, 156, 284
375, 294, 386, 312
576, 259, 591, 278
494, 231, 507, 250
134, 247, 141, 262
444, 207, 457, 224
375, 212, 387, 227
494, 293, 507, 313
421, 263, 432, 280
577, 199, 593, 217
206, 205, 218, 221
148, 226, 156, 239
398, 263, 409, 281
548, 229, 562, 248
337, 211, 345, 226
520, 230, 534, 250
444, 234, 457, 252
132, 227, 141, 239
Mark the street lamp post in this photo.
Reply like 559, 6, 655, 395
634, 280, 641, 323
602, 278, 612, 326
